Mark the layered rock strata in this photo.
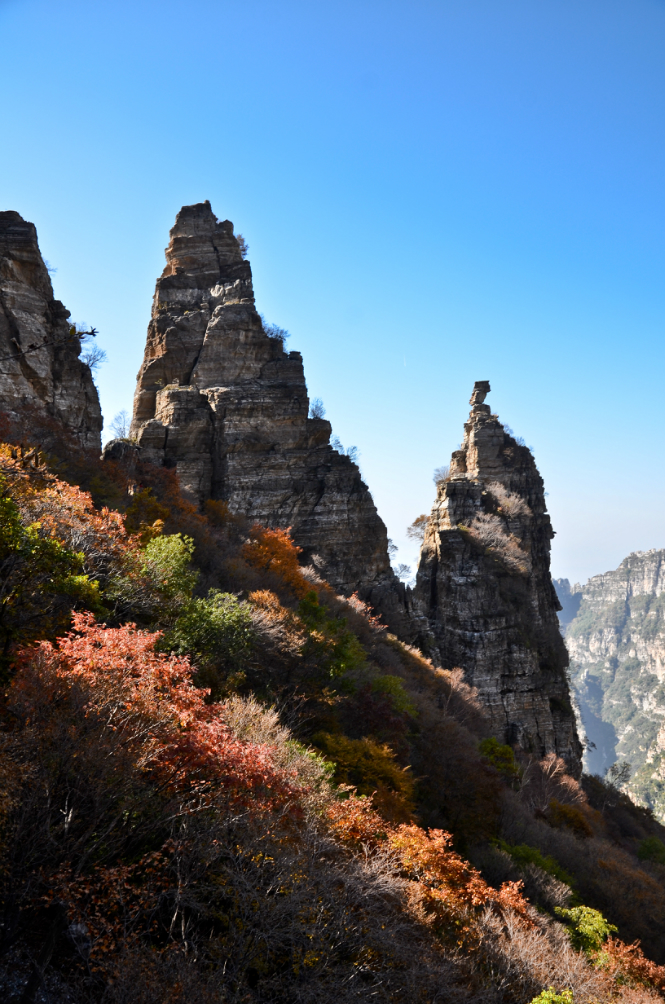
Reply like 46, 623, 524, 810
560, 551, 665, 815
413, 382, 582, 774
129, 201, 396, 597
0, 211, 102, 450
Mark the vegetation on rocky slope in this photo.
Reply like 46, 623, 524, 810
1, 433, 665, 1003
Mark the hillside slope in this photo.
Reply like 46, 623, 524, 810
2, 440, 665, 1002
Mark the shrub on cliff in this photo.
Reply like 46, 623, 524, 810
1, 618, 664, 1001
3, 429, 665, 996
555, 906, 617, 954
165, 590, 256, 698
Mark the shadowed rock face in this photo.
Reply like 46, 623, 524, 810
130, 201, 396, 596
413, 382, 582, 774
0, 212, 102, 450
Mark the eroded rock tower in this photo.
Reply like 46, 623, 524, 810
129, 201, 396, 597
413, 381, 582, 773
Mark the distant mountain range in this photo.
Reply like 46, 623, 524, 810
555, 551, 665, 819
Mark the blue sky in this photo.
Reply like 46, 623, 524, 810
1, 0, 664, 585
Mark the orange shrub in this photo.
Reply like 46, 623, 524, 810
10, 612, 301, 812
1, 447, 129, 575
598, 938, 665, 990
242, 525, 311, 598
390, 824, 532, 943
325, 797, 532, 946
326, 791, 389, 847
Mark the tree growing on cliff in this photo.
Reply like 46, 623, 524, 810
260, 314, 290, 346
235, 232, 249, 258
406, 513, 428, 543
309, 397, 326, 419
109, 409, 131, 439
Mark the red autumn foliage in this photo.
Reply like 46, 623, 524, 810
10, 612, 302, 812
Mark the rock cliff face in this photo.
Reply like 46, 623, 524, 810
0, 211, 102, 450
128, 208, 582, 773
413, 382, 582, 774
560, 551, 665, 817
130, 201, 396, 597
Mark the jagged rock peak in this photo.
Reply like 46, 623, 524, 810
129, 202, 400, 601
413, 382, 583, 775
0, 211, 102, 451
158, 200, 252, 293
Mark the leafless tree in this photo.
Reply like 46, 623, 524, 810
394, 563, 411, 582
309, 397, 326, 419
81, 343, 107, 370
109, 410, 131, 440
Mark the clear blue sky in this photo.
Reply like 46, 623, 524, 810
2, 0, 664, 585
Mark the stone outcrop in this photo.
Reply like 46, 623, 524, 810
127, 207, 582, 772
413, 382, 582, 774
129, 201, 397, 597
0, 211, 102, 450
560, 550, 665, 816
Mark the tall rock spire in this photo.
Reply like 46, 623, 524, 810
130, 201, 395, 596
0, 211, 102, 450
413, 381, 582, 774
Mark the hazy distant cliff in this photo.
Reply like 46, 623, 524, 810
559, 550, 665, 817
0, 211, 102, 450
413, 382, 582, 775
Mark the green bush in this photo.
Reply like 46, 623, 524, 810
166, 590, 255, 699
529, 988, 573, 1004
637, 836, 665, 864
554, 906, 617, 954
140, 533, 198, 603
371, 674, 417, 716
285, 740, 336, 780
480, 736, 520, 779
298, 591, 366, 678
498, 841, 573, 886
0, 487, 96, 660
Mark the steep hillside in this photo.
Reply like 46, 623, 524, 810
558, 551, 665, 818
3, 434, 665, 1004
